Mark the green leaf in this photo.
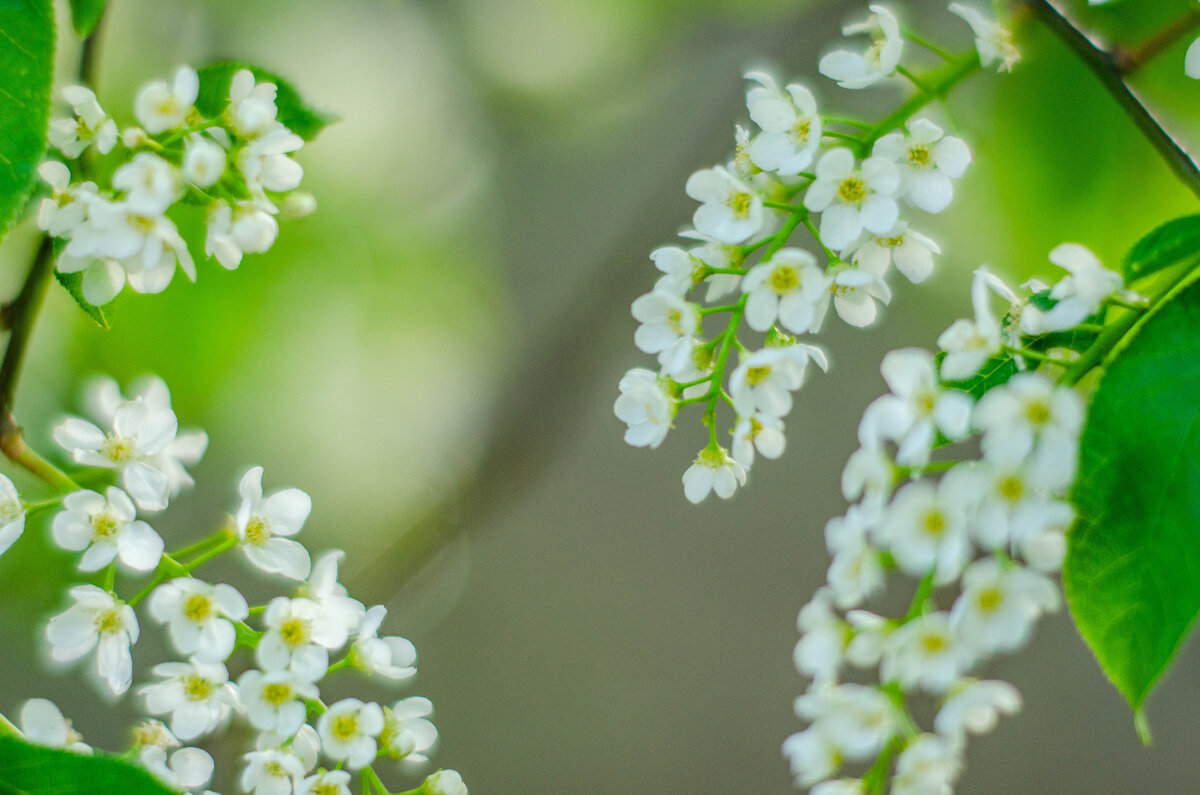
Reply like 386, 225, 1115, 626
66, 0, 103, 37
0, 734, 176, 794
0, 0, 55, 244
938, 353, 1018, 400
1065, 278, 1200, 711
1123, 214, 1200, 282
194, 62, 337, 142
54, 269, 112, 330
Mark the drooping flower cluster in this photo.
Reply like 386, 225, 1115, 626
784, 246, 1126, 792
615, 3, 1019, 502
36, 66, 315, 307
8, 375, 462, 795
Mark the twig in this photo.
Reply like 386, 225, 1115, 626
1114, 7, 1200, 76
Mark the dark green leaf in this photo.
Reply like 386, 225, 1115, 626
54, 269, 112, 330
1065, 278, 1200, 712
66, 0, 103, 37
1021, 291, 1102, 355
937, 353, 1018, 400
194, 62, 337, 142
0, 734, 176, 794
1123, 214, 1200, 282
0, 0, 55, 243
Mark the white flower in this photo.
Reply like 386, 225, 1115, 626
680, 230, 746, 301
182, 134, 228, 188
379, 697, 438, 761
19, 699, 90, 754
974, 371, 1083, 473
823, 267, 892, 328
804, 148, 900, 251
818, 5, 903, 89
812, 781, 864, 795
744, 72, 822, 175
238, 126, 304, 193
236, 466, 313, 580
148, 577, 249, 662
631, 290, 700, 378
793, 588, 848, 684
881, 612, 972, 694
682, 446, 747, 503
317, 698, 385, 769
1189, 34, 1200, 79
54, 398, 179, 511
891, 734, 962, 795
614, 368, 676, 449
134, 66, 199, 134
0, 474, 24, 558
424, 770, 469, 795
796, 683, 899, 761
729, 343, 828, 417
844, 610, 888, 668
938, 267, 1018, 380
205, 199, 280, 270
782, 727, 840, 788
45, 585, 139, 694
957, 460, 1072, 548
950, 558, 1060, 657
242, 748, 307, 795
685, 166, 764, 244
732, 410, 785, 469
49, 85, 117, 158
140, 659, 236, 740
257, 596, 352, 680
877, 478, 972, 584
353, 605, 417, 680
228, 70, 280, 138
37, 160, 96, 238
297, 769, 352, 795
111, 153, 182, 215
934, 679, 1022, 738
140, 745, 215, 791
824, 506, 885, 609
51, 487, 163, 573
649, 246, 699, 297
949, 3, 1021, 72
302, 550, 367, 637
1019, 243, 1122, 333
841, 446, 893, 512
872, 119, 971, 214
847, 222, 940, 284
859, 348, 973, 465
238, 668, 319, 736
741, 248, 830, 333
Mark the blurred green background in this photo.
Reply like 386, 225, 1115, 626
3, 0, 1200, 791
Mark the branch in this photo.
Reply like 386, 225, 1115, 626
1115, 7, 1200, 76
1024, 0, 1200, 202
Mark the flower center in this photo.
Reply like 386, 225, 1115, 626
745, 366, 772, 386
998, 475, 1024, 502
666, 308, 684, 335
0, 499, 22, 524
914, 389, 937, 415
879, 234, 905, 248
770, 264, 800, 294
262, 682, 293, 706
976, 587, 1003, 613
312, 781, 342, 795
95, 607, 124, 636
866, 39, 885, 68
91, 510, 121, 539
919, 632, 947, 654
837, 176, 867, 204
1025, 400, 1051, 425
331, 712, 360, 741
280, 617, 311, 649
183, 593, 213, 623
244, 516, 270, 546
183, 674, 213, 701
922, 509, 947, 536
725, 191, 752, 218
906, 144, 932, 169
791, 118, 812, 145
103, 434, 135, 464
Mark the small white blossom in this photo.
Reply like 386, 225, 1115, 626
744, 72, 822, 175
182, 134, 228, 188
140, 659, 236, 740
257, 596, 352, 680
51, 487, 164, 573
841, 446, 893, 512
228, 70, 280, 138
891, 734, 962, 795
938, 267, 1018, 380
956, 460, 1072, 549
974, 371, 1083, 474
649, 246, 699, 297
872, 119, 971, 214
317, 698, 385, 769
353, 605, 417, 680
297, 770, 352, 795
631, 290, 701, 378
877, 478, 972, 584
741, 248, 830, 333
134, 66, 199, 134
0, 474, 24, 557
685, 166, 764, 244
881, 612, 973, 694
823, 267, 892, 328
238, 668, 320, 736
847, 222, 940, 284
379, 697, 439, 761
37, 161, 96, 238
824, 506, 885, 609
680, 230, 746, 301
140, 745, 215, 791
794, 588, 848, 684
205, 199, 280, 270
732, 410, 786, 469
148, 577, 249, 662
241, 748, 307, 795
950, 558, 1060, 657
729, 343, 828, 417
424, 770, 469, 795
45, 585, 139, 694
812, 781, 864, 795
236, 466, 313, 580
782, 727, 841, 788
19, 699, 91, 754
111, 153, 182, 215
949, 3, 1021, 72
804, 148, 900, 251
1019, 243, 1122, 334
796, 683, 899, 762
818, 5, 904, 89
238, 126, 305, 193
49, 85, 117, 158
682, 445, 747, 504
302, 550, 367, 638
614, 368, 676, 449
934, 679, 1022, 738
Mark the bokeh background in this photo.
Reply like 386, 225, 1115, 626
3, 0, 1200, 791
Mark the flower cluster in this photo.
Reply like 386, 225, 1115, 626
784, 246, 1127, 792
615, 3, 1018, 503
37, 66, 314, 307
7, 375, 463, 795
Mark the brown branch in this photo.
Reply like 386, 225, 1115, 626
1114, 7, 1200, 76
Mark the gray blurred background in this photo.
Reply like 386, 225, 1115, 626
3, 0, 1200, 791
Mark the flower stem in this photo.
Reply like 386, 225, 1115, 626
861, 52, 981, 152
903, 29, 955, 61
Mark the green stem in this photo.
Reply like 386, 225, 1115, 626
822, 115, 871, 130
1003, 345, 1072, 366
903, 29, 955, 61
763, 200, 803, 212
895, 64, 931, 94
801, 217, 837, 262
128, 535, 238, 606
168, 531, 228, 561
903, 571, 936, 621
862, 737, 902, 794
861, 53, 981, 152
821, 130, 862, 144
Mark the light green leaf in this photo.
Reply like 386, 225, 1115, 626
194, 61, 337, 142
1122, 214, 1200, 282
0, 734, 176, 794
0, 0, 55, 244
1065, 278, 1200, 711
53, 268, 112, 330
66, 0, 103, 37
